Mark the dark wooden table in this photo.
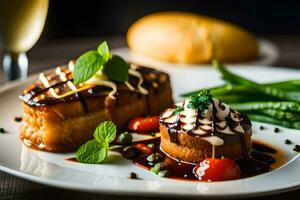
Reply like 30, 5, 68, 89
0, 35, 300, 200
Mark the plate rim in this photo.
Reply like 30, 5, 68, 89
1, 66, 300, 198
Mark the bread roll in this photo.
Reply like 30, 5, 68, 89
127, 12, 259, 64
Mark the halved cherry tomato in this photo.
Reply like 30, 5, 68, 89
127, 116, 159, 132
134, 143, 153, 155
193, 158, 241, 181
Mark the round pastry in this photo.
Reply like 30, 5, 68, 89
159, 91, 252, 163
127, 12, 259, 64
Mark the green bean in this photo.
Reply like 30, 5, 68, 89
216, 94, 275, 103
258, 109, 300, 122
180, 60, 300, 129
212, 60, 256, 85
247, 114, 300, 130
230, 101, 300, 113
183, 85, 253, 97
212, 60, 300, 102
181, 81, 300, 97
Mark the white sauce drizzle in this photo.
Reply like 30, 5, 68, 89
128, 69, 148, 95
39, 73, 60, 98
161, 97, 248, 146
55, 67, 78, 91
39, 69, 93, 99
85, 78, 117, 99
39, 61, 151, 100
202, 136, 224, 146
124, 81, 135, 91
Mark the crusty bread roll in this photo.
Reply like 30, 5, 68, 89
127, 12, 259, 64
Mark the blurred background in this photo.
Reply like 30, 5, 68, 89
1, 0, 300, 82
44, 0, 300, 38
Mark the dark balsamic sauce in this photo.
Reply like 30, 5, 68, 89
63, 137, 275, 181
252, 141, 277, 154
132, 138, 275, 181
77, 92, 89, 113
21, 66, 168, 107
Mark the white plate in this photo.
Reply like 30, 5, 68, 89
1, 65, 300, 198
112, 38, 279, 68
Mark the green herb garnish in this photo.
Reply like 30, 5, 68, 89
173, 106, 184, 115
76, 121, 116, 164
188, 90, 212, 114
73, 41, 129, 84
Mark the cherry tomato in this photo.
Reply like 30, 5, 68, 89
127, 116, 159, 132
134, 143, 153, 155
193, 158, 241, 181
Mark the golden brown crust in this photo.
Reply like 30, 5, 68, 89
20, 74, 173, 152
20, 98, 146, 152
127, 12, 259, 64
160, 124, 252, 163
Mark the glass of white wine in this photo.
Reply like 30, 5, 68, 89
0, 0, 49, 81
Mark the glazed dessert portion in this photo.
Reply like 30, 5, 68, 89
20, 61, 173, 152
159, 91, 252, 163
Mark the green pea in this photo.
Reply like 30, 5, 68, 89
150, 162, 167, 175
147, 153, 162, 163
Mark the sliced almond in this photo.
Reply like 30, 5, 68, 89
161, 109, 174, 119
216, 126, 235, 135
198, 118, 211, 125
164, 115, 178, 124
216, 121, 227, 129
182, 124, 194, 131
234, 124, 244, 133
199, 124, 212, 131
231, 111, 242, 122
193, 128, 210, 135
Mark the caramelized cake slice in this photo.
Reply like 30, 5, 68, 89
159, 95, 252, 163
20, 62, 173, 152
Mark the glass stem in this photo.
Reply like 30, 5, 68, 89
3, 52, 28, 81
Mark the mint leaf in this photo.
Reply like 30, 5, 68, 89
73, 50, 104, 84
75, 139, 108, 164
103, 55, 129, 82
97, 41, 110, 63
94, 121, 116, 145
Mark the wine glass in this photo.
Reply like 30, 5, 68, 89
0, 0, 49, 81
